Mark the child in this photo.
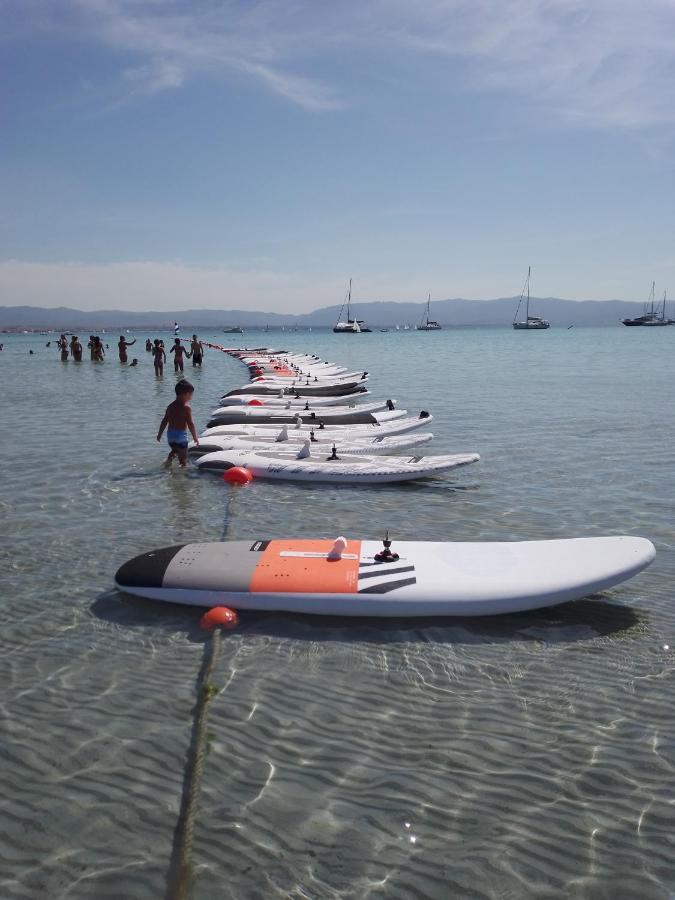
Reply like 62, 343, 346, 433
170, 337, 189, 373
152, 339, 166, 376
157, 379, 199, 467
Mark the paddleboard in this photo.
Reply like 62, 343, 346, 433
207, 408, 407, 428
114, 536, 655, 616
217, 391, 375, 408
188, 432, 434, 457
202, 413, 434, 439
195, 447, 479, 482
227, 382, 368, 397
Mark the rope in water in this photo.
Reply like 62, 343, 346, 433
165, 489, 239, 900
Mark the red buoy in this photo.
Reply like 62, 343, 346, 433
200, 607, 239, 630
247, 399, 264, 406
222, 467, 253, 485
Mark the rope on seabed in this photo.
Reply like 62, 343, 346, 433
165, 488, 239, 900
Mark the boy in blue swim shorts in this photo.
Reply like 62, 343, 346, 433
157, 379, 199, 467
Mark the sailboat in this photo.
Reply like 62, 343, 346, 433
333, 279, 372, 333
416, 294, 442, 330
512, 268, 550, 330
622, 283, 673, 326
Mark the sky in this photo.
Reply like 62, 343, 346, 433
2, 0, 675, 312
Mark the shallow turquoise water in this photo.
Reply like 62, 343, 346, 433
1, 326, 674, 898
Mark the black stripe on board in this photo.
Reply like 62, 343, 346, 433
357, 565, 415, 581
250, 540, 270, 552
358, 576, 417, 594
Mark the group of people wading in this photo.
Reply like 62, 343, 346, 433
54, 333, 205, 375
54, 334, 108, 362
147, 335, 205, 376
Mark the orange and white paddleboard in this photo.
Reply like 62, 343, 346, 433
115, 536, 655, 617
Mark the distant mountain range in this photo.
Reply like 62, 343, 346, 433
0, 296, 666, 329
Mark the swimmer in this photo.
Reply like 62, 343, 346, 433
156, 379, 199, 467
145, 339, 152, 352
57, 334, 69, 361
190, 334, 204, 367
170, 337, 189, 373
152, 339, 166, 376
129, 358, 138, 367
70, 335, 83, 362
118, 335, 137, 364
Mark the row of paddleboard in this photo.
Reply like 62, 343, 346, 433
194, 346, 478, 483
112, 344, 656, 617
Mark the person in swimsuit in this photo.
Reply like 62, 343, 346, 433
88, 336, 96, 360
70, 336, 83, 361
170, 338, 189, 373
190, 335, 204, 367
92, 336, 105, 361
118, 335, 136, 363
145, 339, 152, 352
157, 379, 199, 467
58, 334, 69, 361
152, 339, 166, 376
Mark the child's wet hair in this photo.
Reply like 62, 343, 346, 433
175, 379, 194, 396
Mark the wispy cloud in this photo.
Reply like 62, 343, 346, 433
383, 0, 675, 130
7, 1, 675, 128
68, 0, 347, 110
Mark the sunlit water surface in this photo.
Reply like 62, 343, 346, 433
1, 326, 674, 899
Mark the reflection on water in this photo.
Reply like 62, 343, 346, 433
1, 328, 674, 899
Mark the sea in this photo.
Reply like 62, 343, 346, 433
1, 325, 674, 899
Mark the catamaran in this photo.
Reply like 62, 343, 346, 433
333, 279, 372, 333
416, 293, 442, 330
622, 283, 673, 326
512, 267, 550, 330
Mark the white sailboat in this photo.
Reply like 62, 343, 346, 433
512, 267, 550, 330
333, 279, 372, 333
416, 293, 442, 330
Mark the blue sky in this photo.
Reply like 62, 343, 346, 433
2, 0, 675, 311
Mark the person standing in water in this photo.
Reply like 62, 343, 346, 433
170, 337, 189, 373
152, 339, 166, 376
58, 334, 69, 361
156, 379, 199, 467
92, 336, 105, 361
70, 336, 83, 361
145, 339, 152, 352
190, 334, 204, 367
118, 335, 136, 363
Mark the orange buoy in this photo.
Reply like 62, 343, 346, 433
200, 607, 238, 630
222, 466, 253, 485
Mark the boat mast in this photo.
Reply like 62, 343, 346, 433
347, 278, 352, 322
426, 293, 431, 326
526, 266, 531, 321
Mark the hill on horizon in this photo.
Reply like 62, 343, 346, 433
0, 296, 663, 329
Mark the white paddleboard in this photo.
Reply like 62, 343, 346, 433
202, 413, 434, 439
114, 536, 655, 616
195, 447, 479, 482
216, 392, 375, 408
189, 432, 434, 457
207, 408, 407, 427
